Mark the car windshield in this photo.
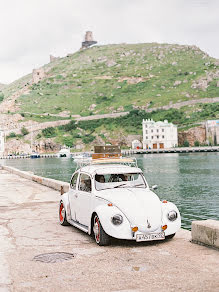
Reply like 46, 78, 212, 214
95, 173, 147, 191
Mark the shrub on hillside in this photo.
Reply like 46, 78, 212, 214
7, 132, 16, 139
194, 140, 200, 147
63, 120, 77, 131
21, 127, 29, 136
62, 136, 74, 147
183, 140, 190, 147
42, 127, 56, 138
0, 92, 4, 102
82, 135, 95, 144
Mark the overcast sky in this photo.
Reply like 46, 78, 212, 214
0, 0, 218, 84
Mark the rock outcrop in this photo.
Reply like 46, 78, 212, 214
178, 126, 206, 146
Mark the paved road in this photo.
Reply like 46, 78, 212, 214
0, 170, 219, 292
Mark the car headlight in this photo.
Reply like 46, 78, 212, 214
111, 214, 123, 225
167, 210, 178, 221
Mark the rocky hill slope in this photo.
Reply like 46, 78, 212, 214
1, 43, 219, 152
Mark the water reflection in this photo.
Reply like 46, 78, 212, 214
3, 153, 219, 230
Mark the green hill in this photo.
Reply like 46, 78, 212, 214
2, 43, 219, 150
2, 43, 219, 117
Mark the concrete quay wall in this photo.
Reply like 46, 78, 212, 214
1, 165, 69, 194
192, 220, 219, 249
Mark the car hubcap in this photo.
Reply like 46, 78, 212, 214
59, 203, 65, 223
93, 216, 100, 243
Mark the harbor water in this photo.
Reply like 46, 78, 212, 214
2, 152, 219, 230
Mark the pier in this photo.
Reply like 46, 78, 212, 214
0, 167, 219, 291
122, 146, 219, 155
1, 146, 219, 160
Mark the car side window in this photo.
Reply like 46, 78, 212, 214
70, 173, 79, 190
79, 173, 92, 193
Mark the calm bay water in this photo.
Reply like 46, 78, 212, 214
2, 153, 219, 230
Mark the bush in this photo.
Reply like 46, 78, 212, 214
62, 136, 74, 147
21, 127, 29, 136
183, 140, 190, 147
82, 135, 95, 144
63, 120, 77, 131
7, 132, 16, 138
42, 127, 56, 138
194, 140, 200, 147
0, 92, 4, 102
36, 133, 42, 139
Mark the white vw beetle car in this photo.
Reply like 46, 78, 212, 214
59, 159, 181, 245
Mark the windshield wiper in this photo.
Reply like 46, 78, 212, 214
114, 183, 127, 188
130, 183, 145, 188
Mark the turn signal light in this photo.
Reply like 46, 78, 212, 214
162, 225, 167, 230
162, 200, 168, 203
108, 203, 113, 207
132, 227, 138, 232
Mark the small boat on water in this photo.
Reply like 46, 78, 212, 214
57, 147, 72, 158
73, 152, 91, 162
30, 152, 40, 159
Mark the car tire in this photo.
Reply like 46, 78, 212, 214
59, 201, 69, 226
93, 215, 110, 246
166, 233, 175, 239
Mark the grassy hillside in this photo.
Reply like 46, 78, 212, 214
2, 43, 218, 117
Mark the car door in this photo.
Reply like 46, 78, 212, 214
69, 172, 79, 221
75, 172, 92, 227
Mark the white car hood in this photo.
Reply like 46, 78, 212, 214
96, 188, 162, 232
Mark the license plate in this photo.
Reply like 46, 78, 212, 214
136, 232, 165, 242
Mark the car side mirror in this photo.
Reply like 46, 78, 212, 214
151, 185, 158, 190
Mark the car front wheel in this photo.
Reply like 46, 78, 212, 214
166, 233, 175, 239
93, 215, 110, 246
59, 201, 69, 226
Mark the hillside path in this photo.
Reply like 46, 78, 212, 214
3, 96, 219, 134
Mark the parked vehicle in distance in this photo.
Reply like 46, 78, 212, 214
59, 157, 181, 245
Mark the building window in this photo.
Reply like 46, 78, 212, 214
162, 129, 164, 132
151, 136, 153, 139
157, 129, 159, 133
146, 136, 148, 139
157, 136, 159, 139
162, 135, 164, 139
151, 129, 153, 133
146, 130, 148, 134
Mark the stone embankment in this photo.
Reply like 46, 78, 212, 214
0, 166, 219, 291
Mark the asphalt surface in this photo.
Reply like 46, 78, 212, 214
0, 169, 219, 292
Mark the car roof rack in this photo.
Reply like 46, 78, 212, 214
76, 156, 138, 170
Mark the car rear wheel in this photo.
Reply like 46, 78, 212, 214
93, 215, 110, 246
59, 201, 69, 226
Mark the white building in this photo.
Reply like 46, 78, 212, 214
0, 130, 5, 156
142, 119, 178, 149
132, 140, 142, 150
205, 120, 219, 145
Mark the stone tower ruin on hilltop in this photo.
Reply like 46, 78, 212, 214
32, 68, 45, 84
81, 31, 97, 49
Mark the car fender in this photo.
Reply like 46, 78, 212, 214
60, 192, 71, 222
161, 202, 181, 236
92, 204, 133, 240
